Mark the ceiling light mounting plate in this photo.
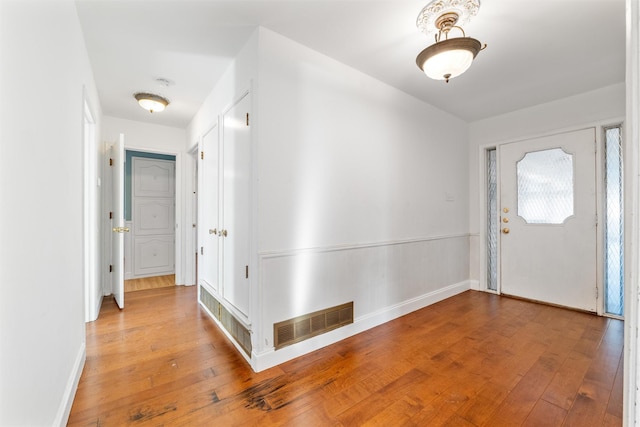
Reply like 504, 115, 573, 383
417, 0, 480, 36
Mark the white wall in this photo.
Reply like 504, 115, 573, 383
467, 83, 625, 284
102, 115, 186, 152
187, 27, 471, 370
101, 116, 188, 287
253, 28, 471, 369
0, 1, 101, 425
186, 31, 259, 146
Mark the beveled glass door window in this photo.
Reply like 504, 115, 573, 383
516, 148, 574, 224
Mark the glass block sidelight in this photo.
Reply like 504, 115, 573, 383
517, 148, 574, 224
605, 125, 624, 316
486, 149, 497, 291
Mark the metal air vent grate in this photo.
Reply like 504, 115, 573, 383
200, 286, 251, 356
274, 302, 354, 350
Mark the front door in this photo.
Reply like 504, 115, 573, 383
499, 128, 597, 312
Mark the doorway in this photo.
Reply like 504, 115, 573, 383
484, 127, 623, 314
500, 128, 597, 311
124, 150, 176, 293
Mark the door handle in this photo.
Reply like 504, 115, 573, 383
502, 227, 510, 234
209, 228, 217, 235
220, 229, 228, 237
112, 227, 130, 233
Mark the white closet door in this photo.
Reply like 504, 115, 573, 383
200, 124, 220, 292
222, 93, 251, 317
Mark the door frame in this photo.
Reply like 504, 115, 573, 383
82, 91, 99, 322
127, 147, 181, 284
478, 121, 623, 315
624, 0, 639, 423
186, 143, 199, 288
103, 145, 184, 294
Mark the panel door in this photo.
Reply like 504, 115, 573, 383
134, 236, 175, 276
499, 128, 597, 311
132, 157, 175, 278
200, 123, 220, 292
134, 199, 175, 236
111, 134, 126, 309
222, 93, 251, 316
134, 158, 175, 198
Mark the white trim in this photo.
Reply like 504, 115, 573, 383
601, 122, 626, 317
82, 89, 99, 322
251, 280, 471, 372
477, 144, 498, 293
477, 120, 626, 150
184, 143, 199, 287
259, 232, 470, 259
53, 343, 86, 427
624, 0, 639, 424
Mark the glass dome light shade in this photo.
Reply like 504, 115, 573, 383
134, 93, 169, 113
416, 37, 482, 82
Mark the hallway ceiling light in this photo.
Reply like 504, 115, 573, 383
415, 0, 486, 83
134, 92, 169, 113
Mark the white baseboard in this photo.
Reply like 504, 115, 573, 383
54, 342, 86, 427
469, 279, 480, 291
252, 280, 471, 372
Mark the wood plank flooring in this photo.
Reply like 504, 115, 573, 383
68, 287, 623, 426
124, 274, 175, 293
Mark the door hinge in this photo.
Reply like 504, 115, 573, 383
246, 113, 249, 126
200, 246, 204, 255
109, 264, 113, 273
200, 151, 204, 160
245, 265, 249, 279
109, 211, 113, 219
109, 158, 113, 166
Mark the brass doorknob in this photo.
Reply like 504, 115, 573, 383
209, 228, 217, 235
221, 229, 228, 237
502, 227, 510, 234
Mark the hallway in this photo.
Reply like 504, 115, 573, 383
68, 288, 623, 426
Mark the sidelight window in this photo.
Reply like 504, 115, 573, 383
604, 124, 624, 317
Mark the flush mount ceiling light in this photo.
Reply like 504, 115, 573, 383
134, 92, 169, 113
415, 0, 486, 83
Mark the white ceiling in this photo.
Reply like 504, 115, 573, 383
75, 0, 626, 129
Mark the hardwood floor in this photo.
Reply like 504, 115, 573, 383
68, 287, 623, 426
124, 274, 175, 293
